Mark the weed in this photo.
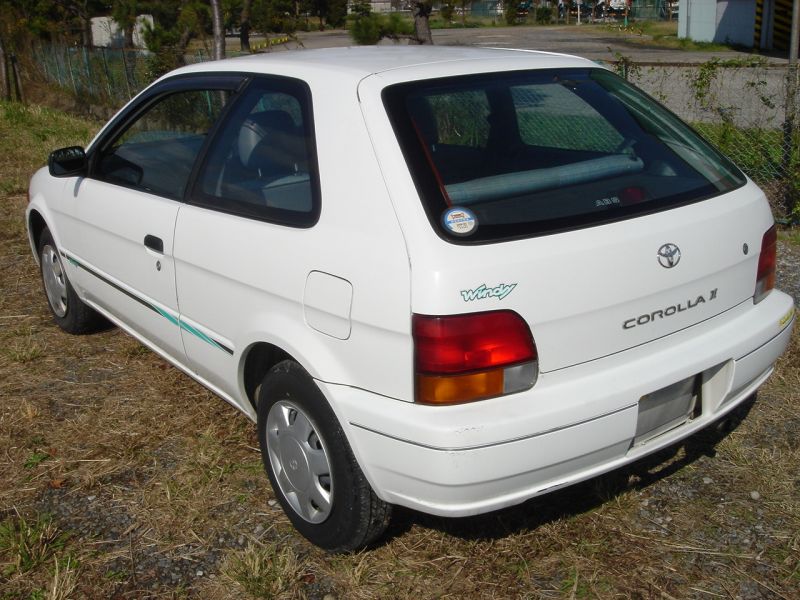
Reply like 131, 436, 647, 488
610, 50, 641, 82
122, 343, 150, 358
222, 540, 308, 598
24, 451, 50, 469
104, 568, 128, 581
560, 566, 592, 597
48, 555, 79, 600
0, 513, 68, 577
4, 341, 45, 363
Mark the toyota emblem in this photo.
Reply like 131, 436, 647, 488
657, 243, 681, 268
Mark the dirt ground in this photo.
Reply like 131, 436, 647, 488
1, 105, 799, 599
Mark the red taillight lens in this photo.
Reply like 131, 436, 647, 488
413, 311, 538, 404
754, 225, 777, 304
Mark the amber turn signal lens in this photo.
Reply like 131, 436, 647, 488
417, 370, 504, 405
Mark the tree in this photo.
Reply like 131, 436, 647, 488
63, 0, 105, 47
143, 0, 210, 76
410, 0, 432, 44
0, 32, 9, 101
239, 0, 252, 52
210, 0, 225, 59
112, 0, 138, 49
251, 0, 297, 35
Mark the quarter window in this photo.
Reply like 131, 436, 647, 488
192, 77, 320, 227
95, 90, 228, 199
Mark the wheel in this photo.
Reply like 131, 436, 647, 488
38, 227, 106, 334
257, 360, 391, 552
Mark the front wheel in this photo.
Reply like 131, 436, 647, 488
38, 227, 106, 334
257, 360, 391, 552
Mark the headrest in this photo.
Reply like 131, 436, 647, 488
238, 110, 296, 168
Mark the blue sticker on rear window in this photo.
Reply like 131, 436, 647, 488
442, 207, 478, 236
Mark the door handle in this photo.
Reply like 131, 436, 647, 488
144, 235, 164, 253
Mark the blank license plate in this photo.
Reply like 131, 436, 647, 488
634, 375, 699, 445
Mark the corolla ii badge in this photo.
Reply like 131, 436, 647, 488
657, 243, 681, 268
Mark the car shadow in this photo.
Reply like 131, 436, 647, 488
380, 394, 757, 545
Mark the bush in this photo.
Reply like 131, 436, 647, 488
350, 13, 384, 44
349, 12, 413, 45
505, 0, 522, 25
535, 6, 553, 24
440, 3, 455, 21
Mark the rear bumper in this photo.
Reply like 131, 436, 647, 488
324, 290, 795, 517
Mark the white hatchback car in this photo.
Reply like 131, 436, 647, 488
27, 47, 795, 551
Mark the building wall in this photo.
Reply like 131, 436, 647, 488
90, 15, 153, 49
679, 0, 718, 42
714, 0, 756, 46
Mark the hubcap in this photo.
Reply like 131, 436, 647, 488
266, 400, 333, 523
41, 245, 68, 318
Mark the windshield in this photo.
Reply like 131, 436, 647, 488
383, 68, 746, 242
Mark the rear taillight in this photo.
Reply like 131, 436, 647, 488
754, 225, 777, 304
412, 311, 538, 405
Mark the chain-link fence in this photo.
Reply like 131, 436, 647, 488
33, 43, 151, 106
614, 58, 800, 220
31, 43, 247, 107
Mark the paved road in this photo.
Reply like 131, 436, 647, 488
281, 25, 788, 65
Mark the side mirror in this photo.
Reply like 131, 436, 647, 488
48, 146, 87, 177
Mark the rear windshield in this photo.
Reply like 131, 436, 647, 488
383, 68, 746, 243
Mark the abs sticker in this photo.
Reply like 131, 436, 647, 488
442, 207, 477, 237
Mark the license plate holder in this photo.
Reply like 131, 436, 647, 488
634, 374, 700, 446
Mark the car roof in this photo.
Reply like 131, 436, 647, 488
168, 46, 596, 86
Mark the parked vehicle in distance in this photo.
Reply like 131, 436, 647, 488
27, 47, 795, 552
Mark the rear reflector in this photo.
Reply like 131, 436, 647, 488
413, 311, 538, 404
754, 225, 776, 304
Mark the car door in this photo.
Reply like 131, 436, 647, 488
174, 76, 322, 408
61, 81, 234, 364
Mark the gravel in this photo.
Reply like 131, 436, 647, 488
777, 240, 800, 302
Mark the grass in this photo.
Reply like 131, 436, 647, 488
0, 102, 798, 598
0, 102, 97, 196
779, 227, 800, 246
600, 19, 736, 52
0, 513, 68, 577
222, 540, 309, 598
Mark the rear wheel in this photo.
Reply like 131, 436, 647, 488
257, 360, 391, 552
38, 228, 106, 334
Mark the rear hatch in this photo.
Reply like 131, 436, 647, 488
363, 60, 773, 372
403, 186, 770, 372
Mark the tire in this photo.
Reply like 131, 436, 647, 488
38, 227, 106, 334
257, 360, 391, 552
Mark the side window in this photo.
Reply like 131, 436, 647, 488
193, 78, 319, 226
95, 90, 228, 199
511, 84, 623, 153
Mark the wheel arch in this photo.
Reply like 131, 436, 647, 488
241, 341, 295, 411
27, 209, 48, 261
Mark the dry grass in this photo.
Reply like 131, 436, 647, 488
1, 101, 799, 599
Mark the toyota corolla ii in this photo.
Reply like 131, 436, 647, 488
27, 47, 795, 551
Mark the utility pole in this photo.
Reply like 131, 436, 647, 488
791, 0, 799, 65
210, 0, 225, 61
782, 0, 798, 218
